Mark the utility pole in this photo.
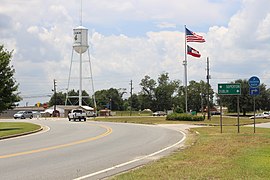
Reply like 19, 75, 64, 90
206, 57, 211, 120
130, 80, 133, 116
53, 79, 57, 117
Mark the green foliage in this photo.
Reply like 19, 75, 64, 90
174, 106, 184, 113
49, 90, 93, 106
138, 73, 181, 112
95, 88, 124, 111
154, 73, 180, 111
166, 113, 204, 121
0, 45, 21, 113
177, 80, 214, 112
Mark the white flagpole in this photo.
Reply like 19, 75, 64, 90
184, 25, 188, 113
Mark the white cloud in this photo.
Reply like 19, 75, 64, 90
2, 0, 270, 106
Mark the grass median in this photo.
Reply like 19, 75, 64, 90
93, 116, 270, 179
111, 126, 270, 179
0, 122, 41, 138
94, 115, 270, 126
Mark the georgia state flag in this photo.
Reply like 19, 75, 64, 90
187, 45, 201, 58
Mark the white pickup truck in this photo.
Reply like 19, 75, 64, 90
68, 109, 87, 121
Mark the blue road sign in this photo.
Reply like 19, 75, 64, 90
249, 87, 260, 96
248, 76, 260, 88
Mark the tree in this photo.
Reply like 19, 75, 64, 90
94, 88, 124, 110
48, 91, 66, 106
138, 75, 156, 110
0, 45, 21, 113
138, 73, 181, 112
177, 80, 214, 112
50, 90, 93, 106
154, 73, 180, 111
128, 94, 140, 111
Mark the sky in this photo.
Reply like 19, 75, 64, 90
1, 0, 270, 106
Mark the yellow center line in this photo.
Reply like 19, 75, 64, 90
0, 123, 113, 159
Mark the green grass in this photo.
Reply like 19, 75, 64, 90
0, 122, 41, 138
114, 111, 152, 116
94, 115, 270, 126
111, 126, 270, 180
93, 116, 270, 179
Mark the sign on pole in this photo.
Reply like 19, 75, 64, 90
248, 76, 260, 133
218, 83, 241, 95
249, 87, 260, 96
218, 83, 241, 133
248, 76, 260, 88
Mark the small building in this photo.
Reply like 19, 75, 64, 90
99, 109, 111, 116
45, 105, 95, 117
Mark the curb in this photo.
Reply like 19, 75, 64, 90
0, 126, 43, 140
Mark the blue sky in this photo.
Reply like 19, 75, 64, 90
1, 0, 270, 106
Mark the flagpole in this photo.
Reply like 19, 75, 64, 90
184, 25, 188, 113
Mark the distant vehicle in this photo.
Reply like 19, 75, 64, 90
262, 112, 270, 116
211, 111, 221, 115
249, 113, 270, 119
152, 111, 166, 116
86, 111, 96, 117
13, 111, 33, 119
68, 109, 87, 121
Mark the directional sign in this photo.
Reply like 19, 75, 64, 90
218, 83, 241, 95
248, 76, 260, 88
249, 87, 260, 96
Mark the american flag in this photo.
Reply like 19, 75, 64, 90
186, 28, 205, 43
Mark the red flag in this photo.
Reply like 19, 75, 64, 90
186, 28, 205, 43
187, 45, 201, 58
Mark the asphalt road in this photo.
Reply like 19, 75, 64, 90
246, 122, 270, 128
0, 118, 186, 180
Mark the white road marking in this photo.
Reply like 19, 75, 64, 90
74, 130, 186, 180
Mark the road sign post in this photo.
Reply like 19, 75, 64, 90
218, 83, 241, 95
248, 76, 260, 88
249, 76, 260, 133
218, 83, 241, 133
249, 88, 260, 96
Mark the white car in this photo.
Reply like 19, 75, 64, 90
152, 111, 166, 116
249, 113, 270, 119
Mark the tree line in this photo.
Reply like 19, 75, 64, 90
50, 78, 270, 115
1, 44, 270, 115
49, 72, 214, 113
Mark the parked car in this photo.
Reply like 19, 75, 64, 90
152, 111, 166, 116
13, 111, 33, 119
249, 113, 270, 119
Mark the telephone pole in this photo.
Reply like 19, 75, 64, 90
206, 57, 211, 120
130, 80, 133, 116
53, 79, 57, 117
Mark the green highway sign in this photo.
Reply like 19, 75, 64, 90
218, 83, 241, 95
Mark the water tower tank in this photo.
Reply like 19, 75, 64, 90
73, 26, 89, 54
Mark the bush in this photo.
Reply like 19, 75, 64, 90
174, 107, 184, 114
166, 113, 204, 121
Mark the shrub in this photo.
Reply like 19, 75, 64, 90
166, 113, 204, 121
174, 107, 184, 114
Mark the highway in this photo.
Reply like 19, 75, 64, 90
0, 118, 185, 180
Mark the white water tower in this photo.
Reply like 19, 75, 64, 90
65, 0, 97, 109
73, 26, 89, 54
65, 25, 96, 109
